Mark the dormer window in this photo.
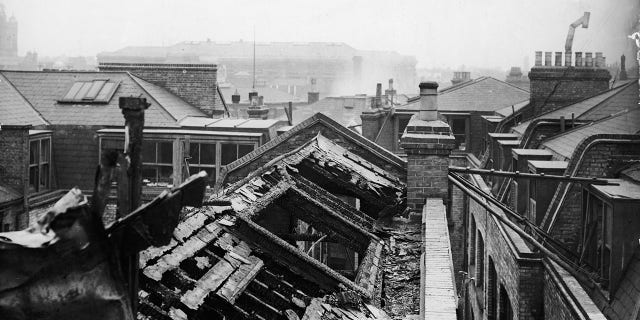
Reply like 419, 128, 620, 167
582, 179, 640, 295
58, 80, 119, 103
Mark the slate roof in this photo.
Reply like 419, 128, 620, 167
0, 73, 48, 126
541, 108, 640, 159
400, 77, 529, 112
0, 70, 209, 127
512, 81, 637, 135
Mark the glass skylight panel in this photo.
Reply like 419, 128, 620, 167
59, 80, 119, 103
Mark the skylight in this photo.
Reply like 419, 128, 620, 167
58, 80, 119, 103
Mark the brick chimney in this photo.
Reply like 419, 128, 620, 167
400, 82, 455, 212
451, 71, 470, 85
98, 63, 219, 117
247, 95, 269, 119
384, 78, 396, 107
528, 50, 610, 117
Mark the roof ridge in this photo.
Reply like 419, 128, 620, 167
215, 113, 406, 189
488, 76, 530, 93
127, 73, 179, 123
0, 72, 50, 125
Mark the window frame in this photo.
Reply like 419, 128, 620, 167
28, 136, 52, 193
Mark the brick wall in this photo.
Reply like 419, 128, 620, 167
99, 63, 218, 116
542, 136, 640, 252
448, 155, 468, 290
528, 67, 610, 118
468, 112, 493, 157
51, 125, 101, 191
0, 125, 29, 193
465, 175, 544, 320
406, 155, 449, 212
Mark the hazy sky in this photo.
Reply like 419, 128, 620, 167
2, 0, 638, 69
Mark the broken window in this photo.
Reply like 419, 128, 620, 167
221, 143, 255, 165
59, 80, 120, 103
189, 142, 216, 185
28, 137, 51, 193
142, 141, 174, 185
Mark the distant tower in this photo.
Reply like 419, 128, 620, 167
0, 5, 18, 57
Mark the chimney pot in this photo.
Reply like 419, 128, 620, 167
585, 52, 593, 67
375, 83, 382, 109
565, 50, 572, 66
419, 81, 439, 121
544, 52, 552, 66
535, 51, 543, 66
575, 52, 583, 67
594, 52, 603, 67
555, 52, 563, 66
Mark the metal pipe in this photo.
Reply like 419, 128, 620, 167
448, 166, 617, 185
447, 174, 595, 288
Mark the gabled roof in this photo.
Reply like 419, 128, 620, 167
400, 77, 529, 112
542, 108, 640, 159
0, 70, 209, 127
0, 73, 48, 126
512, 81, 637, 135
217, 113, 406, 187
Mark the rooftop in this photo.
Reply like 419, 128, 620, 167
541, 108, 640, 159
591, 179, 640, 201
400, 77, 529, 112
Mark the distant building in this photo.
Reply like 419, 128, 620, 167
505, 66, 530, 90
97, 41, 417, 98
0, 5, 38, 71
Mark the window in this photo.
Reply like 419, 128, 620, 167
499, 284, 513, 320
221, 143, 255, 165
189, 143, 216, 185
29, 138, 51, 193
582, 193, 612, 285
476, 231, 484, 287
142, 141, 174, 185
469, 216, 476, 270
59, 80, 119, 103
487, 258, 497, 320
449, 116, 469, 151
529, 179, 537, 222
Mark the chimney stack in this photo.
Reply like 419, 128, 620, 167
451, 71, 471, 85
419, 81, 439, 121
575, 52, 583, 67
384, 78, 396, 107
375, 83, 382, 109
248, 91, 258, 103
620, 55, 628, 80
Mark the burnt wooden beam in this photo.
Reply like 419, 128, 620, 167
276, 233, 341, 242
230, 217, 370, 299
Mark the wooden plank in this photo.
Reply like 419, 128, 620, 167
301, 298, 325, 320
180, 259, 237, 310
217, 256, 264, 304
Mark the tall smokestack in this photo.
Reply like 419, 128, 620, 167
307, 78, 319, 104
384, 78, 396, 108
419, 81, 439, 121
